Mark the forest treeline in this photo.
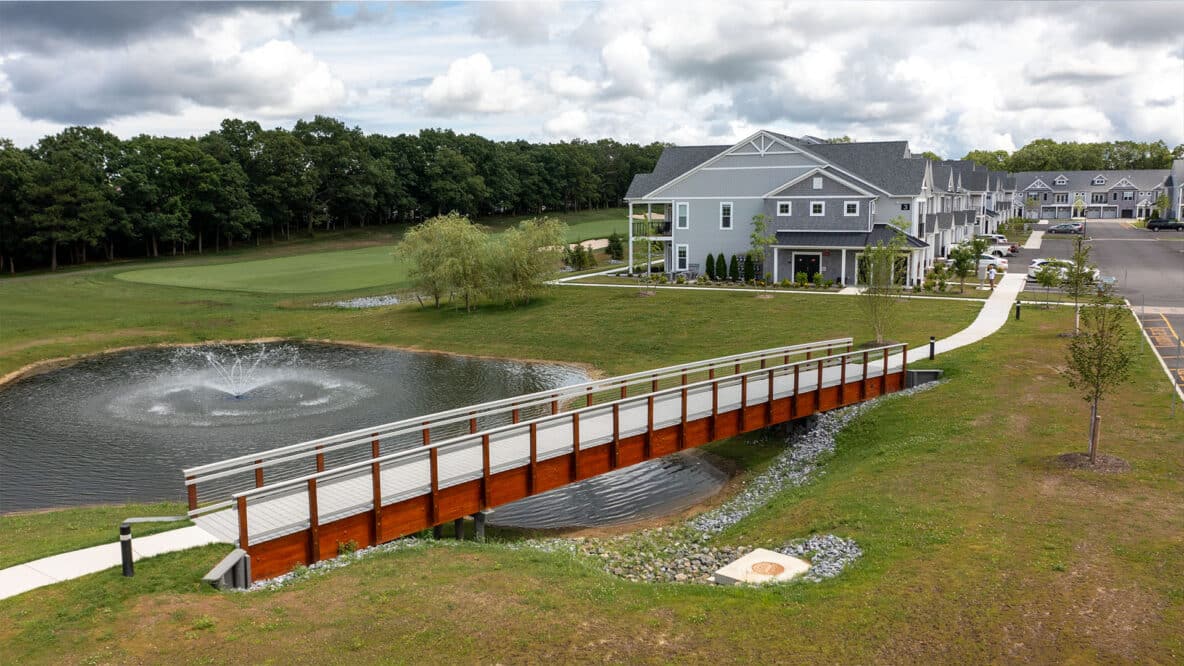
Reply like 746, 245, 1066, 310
0, 116, 663, 272
961, 139, 1182, 173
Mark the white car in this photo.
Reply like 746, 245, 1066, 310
979, 234, 1009, 245
978, 254, 1007, 271
1027, 258, 1099, 282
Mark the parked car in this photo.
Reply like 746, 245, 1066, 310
980, 234, 1010, 245
988, 242, 1019, 257
978, 254, 1007, 271
1146, 218, 1184, 231
1027, 258, 1100, 282
1048, 222, 1084, 234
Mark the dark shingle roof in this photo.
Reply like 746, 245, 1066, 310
1013, 170, 1171, 192
775, 224, 927, 249
625, 145, 729, 199
798, 141, 926, 196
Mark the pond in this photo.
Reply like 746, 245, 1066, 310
0, 343, 728, 528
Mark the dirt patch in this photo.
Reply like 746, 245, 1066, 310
1052, 452, 1131, 473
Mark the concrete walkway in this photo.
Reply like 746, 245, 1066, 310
0, 525, 226, 600
906, 272, 1025, 363
0, 274, 1029, 601
1023, 230, 1045, 250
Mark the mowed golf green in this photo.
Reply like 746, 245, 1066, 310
113, 209, 627, 294
115, 246, 407, 294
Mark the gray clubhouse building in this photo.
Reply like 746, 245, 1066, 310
625, 130, 1184, 287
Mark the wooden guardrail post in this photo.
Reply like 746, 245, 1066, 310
679, 385, 688, 449
422, 421, 431, 446
710, 375, 719, 440
429, 447, 440, 524
470, 412, 479, 433
766, 368, 775, 423
645, 395, 654, 458
611, 403, 620, 469
186, 476, 197, 511
881, 348, 889, 394
740, 375, 748, 430
315, 445, 325, 472
815, 360, 823, 412
371, 453, 382, 545
254, 460, 263, 488
307, 479, 320, 563
237, 496, 249, 549
840, 352, 848, 403
792, 363, 800, 418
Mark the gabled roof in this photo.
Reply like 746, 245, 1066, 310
763, 166, 879, 198
774, 224, 927, 249
801, 140, 927, 196
624, 145, 728, 199
1012, 170, 1171, 192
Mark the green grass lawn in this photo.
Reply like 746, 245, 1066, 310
0, 504, 190, 570
110, 208, 627, 295
115, 245, 409, 294
1, 306, 1179, 663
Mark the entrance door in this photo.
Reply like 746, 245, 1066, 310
793, 253, 820, 281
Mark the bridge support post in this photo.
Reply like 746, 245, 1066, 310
432, 525, 443, 539
474, 512, 486, 542
453, 518, 465, 540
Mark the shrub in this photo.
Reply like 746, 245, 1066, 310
728, 255, 741, 281
795, 271, 808, 286
780, 278, 792, 288
605, 232, 625, 260
705, 253, 716, 280
812, 272, 823, 286
675, 274, 686, 284
743, 255, 756, 282
696, 274, 709, 285
715, 253, 727, 281
657, 274, 668, 284
823, 279, 834, 288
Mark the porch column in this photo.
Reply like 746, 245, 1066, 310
840, 249, 847, 286
627, 202, 634, 275
772, 247, 779, 282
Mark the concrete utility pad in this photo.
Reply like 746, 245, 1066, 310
713, 548, 809, 585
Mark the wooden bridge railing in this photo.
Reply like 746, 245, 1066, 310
209, 342, 907, 578
183, 338, 854, 516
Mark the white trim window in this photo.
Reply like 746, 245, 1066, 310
675, 243, 689, 271
810, 201, 825, 216
719, 202, 733, 229
1123, 191, 1134, 200
676, 202, 689, 230
812, 176, 823, 190
776, 201, 791, 216
844, 201, 859, 216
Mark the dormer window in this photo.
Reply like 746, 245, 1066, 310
1054, 175, 1068, 186
1092, 175, 1106, 185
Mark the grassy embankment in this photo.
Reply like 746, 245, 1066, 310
0, 302, 1180, 663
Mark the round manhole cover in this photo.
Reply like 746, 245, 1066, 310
750, 561, 785, 576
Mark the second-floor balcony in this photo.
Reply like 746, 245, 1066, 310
631, 216, 672, 238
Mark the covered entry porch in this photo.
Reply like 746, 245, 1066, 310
770, 225, 929, 287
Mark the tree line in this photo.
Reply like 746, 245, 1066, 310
0, 117, 664, 272
961, 138, 1183, 173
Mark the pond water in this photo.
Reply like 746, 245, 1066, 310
0, 343, 727, 526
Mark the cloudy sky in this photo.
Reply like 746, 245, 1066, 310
1, 1, 1181, 157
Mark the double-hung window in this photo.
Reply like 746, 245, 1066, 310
776, 201, 791, 216
810, 202, 825, 216
719, 202, 733, 229
1123, 191, 1133, 200
675, 244, 689, 271
844, 201, 859, 216
676, 202, 689, 229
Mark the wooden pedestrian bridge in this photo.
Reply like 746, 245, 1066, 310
183, 337, 909, 580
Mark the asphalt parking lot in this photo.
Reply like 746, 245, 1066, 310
1012, 220, 1184, 395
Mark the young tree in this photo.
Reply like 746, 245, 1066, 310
397, 213, 457, 308
968, 236, 991, 286
728, 254, 740, 282
605, 232, 625, 260
1072, 195, 1086, 218
947, 244, 977, 293
1062, 235, 1095, 335
715, 253, 727, 282
1152, 193, 1171, 219
742, 255, 755, 282
1033, 262, 1063, 307
704, 252, 716, 280
748, 213, 776, 275
1064, 284, 1134, 464
860, 232, 906, 345
1024, 196, 1040, 219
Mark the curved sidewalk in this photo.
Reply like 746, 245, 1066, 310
0, 276, 1027, 600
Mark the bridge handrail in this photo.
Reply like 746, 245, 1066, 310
183, 338, 852, 487
223, 344, 905, 509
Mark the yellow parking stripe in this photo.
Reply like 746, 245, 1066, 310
1160, 314, 1181, 343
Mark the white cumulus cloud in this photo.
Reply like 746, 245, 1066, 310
423, 53, 535, 114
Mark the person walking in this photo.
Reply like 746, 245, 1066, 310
986, 264, 997, 291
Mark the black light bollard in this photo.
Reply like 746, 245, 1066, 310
120, 522, 134, 577
929, 336, 936, 361
1015, 301, 1021, 320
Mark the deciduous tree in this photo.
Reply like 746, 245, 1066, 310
1064, 284, 1134, 464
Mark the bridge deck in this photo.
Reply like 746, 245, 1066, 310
186, 341, 907, 578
